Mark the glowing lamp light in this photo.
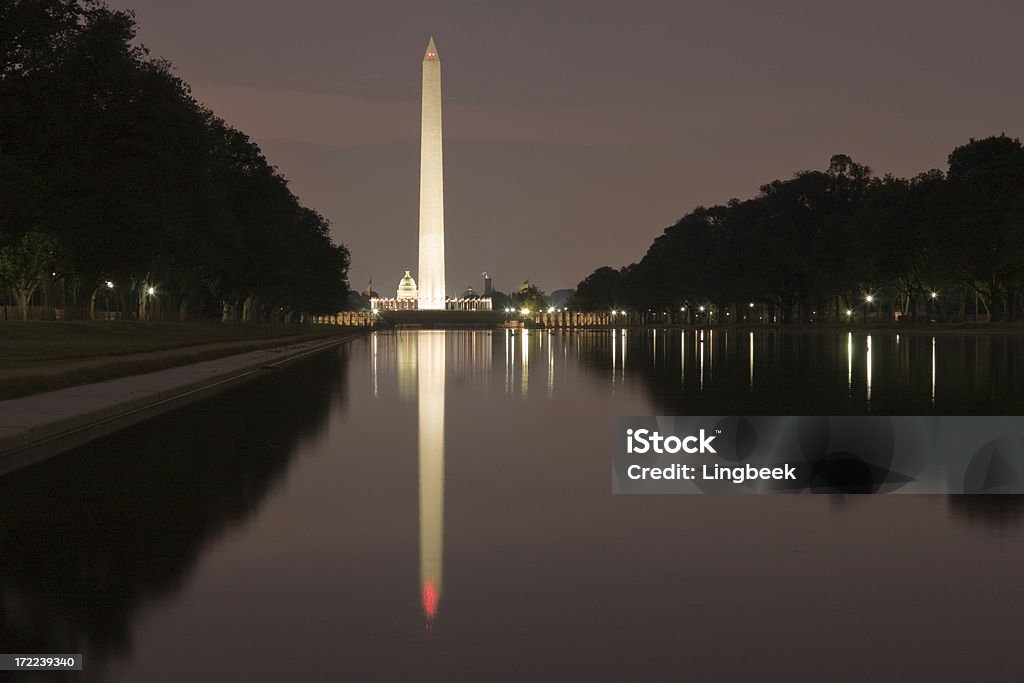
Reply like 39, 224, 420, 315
930, 291, 938, 299
520, 308, 530, 315
105, 281, 114, 289
371, 308, 379, 314
865, 295, 874, 303
846, 309, 853, 316
749, 302, 755, 308
699, 306, 705, 312
147, 286, 155, 296
547, 307, 555, 313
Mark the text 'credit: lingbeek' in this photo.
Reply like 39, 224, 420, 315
613, 416, 1024, 494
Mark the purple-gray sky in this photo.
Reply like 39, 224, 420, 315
108, 0, 1024, 294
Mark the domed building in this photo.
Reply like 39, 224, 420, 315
397, 270, 418, 300
371, 269, 492, 312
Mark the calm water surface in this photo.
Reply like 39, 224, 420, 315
1, 329, 1023, 682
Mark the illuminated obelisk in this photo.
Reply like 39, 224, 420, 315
417, 37, 446, 310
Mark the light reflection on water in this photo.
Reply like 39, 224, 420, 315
598, 327, 1024, 415
396, 326, 1024, 413
414, 332, 444, 622
749, 330, 754, 389
867, 334, 873, 405
473, 328, 1000, 414
0, 329, 1023, 681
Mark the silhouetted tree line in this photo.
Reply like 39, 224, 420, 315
0, 0, 350, 322
572, 137, 1024, 323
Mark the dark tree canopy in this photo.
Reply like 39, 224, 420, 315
0, 0, 350, 321
573, 144, 1024, 323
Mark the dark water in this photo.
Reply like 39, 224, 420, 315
1, 329, 1023, 682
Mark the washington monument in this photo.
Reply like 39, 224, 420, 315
417, 37, 446, 309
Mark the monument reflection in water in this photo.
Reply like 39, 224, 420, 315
412, 331, 445, 622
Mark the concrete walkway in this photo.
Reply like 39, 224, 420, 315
0, 333, 360, 474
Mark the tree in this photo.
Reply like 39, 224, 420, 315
942, 135, 1024, 321
569, 145, 1024, 324
513, 283, 547, 313
570, 266, 624, 311
0, 231, 57, 320
0, 0, 352, 322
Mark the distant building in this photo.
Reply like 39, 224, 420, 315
549, 289, 573, 308
397, 270, 418, 300
370, 39, 495, 316
371, 269, 491, 311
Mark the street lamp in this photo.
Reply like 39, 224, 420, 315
102, 281, 115, 320
141, 285, 156, 321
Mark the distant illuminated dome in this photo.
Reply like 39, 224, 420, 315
397, 270, 418, 300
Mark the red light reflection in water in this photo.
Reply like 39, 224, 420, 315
422, 579, 439, 620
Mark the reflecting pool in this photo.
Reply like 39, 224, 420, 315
1, 329, 1022, 681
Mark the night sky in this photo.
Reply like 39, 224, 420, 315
107, 0, 1024, 294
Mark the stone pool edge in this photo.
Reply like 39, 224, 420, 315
0, 332, 364, 476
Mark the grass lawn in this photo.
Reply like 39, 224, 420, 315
0, 321, 353, 400
0, 321, 318, 370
